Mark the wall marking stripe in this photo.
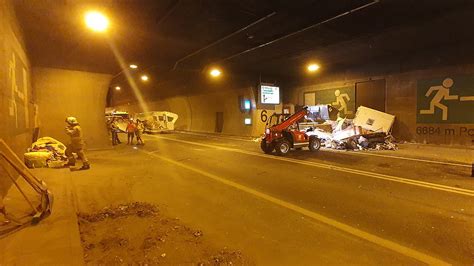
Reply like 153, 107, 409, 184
148, 135, 474, 197
143, 150, 449, 265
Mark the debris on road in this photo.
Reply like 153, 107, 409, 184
305, 106, 398, 151
24, 137, 67, 168
79, 202, 158, 222
194, 230, 203, 237
78, 202, 252, 265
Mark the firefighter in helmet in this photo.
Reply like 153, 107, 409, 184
65, 116, 90, 170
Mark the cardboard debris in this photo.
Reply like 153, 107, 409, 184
353, 106, 395, 133
305, 105, 398, 151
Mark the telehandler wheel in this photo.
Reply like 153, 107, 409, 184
260, 139, 274, 154
275, 139, 291, 156
309, 136, 321, 151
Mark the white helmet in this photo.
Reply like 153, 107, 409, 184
66, 116, 78, 125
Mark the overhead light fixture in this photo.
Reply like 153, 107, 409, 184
307, 63, 320, 73
115, 86, 121, 91
210, 68, 221, 78
129, 64, 138, 69
85, 11, 109, 32
140, 75, 149, 81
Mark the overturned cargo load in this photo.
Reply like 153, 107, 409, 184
353, 106, 395, 134
306, 106, 397, 150
135, 111, 179, 134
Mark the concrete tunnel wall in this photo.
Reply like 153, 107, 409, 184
33, 67, 113, 149
290, 64, 474, 146
112, 86, 271, 138
114, 62, 474, 147
0, 0, 114, 200
0, 0, 35, 199
0, 0, 34, 155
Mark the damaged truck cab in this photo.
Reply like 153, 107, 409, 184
261, 106, 321, 155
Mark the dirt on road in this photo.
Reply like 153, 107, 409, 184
78, 202, 252, 265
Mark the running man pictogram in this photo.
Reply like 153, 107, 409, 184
332, 89, 353, 115
419, 78, 458, 121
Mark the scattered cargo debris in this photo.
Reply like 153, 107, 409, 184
307, 106, 398, 151
260, 105, 398, 154
24, 137, 67, 168
78, 202, 250, 265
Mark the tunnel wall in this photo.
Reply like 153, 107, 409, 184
0, 0, 34, 155
33, 67, 112, 149
0, 0, 35, 198
112, 86, 271, 137
290, 64, 474, 146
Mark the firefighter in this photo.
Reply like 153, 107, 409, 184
135, 119, 145, 145
126, 119, 136, 145
109, 118, 121, 145
65, 117, 90, 170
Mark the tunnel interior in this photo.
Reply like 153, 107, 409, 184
1, 1, 474, 264
1, 0, 473, 152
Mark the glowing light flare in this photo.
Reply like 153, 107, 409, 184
115, 86, 121, 91
210, 68, 222, 77
141, 75, 149, 81
107, 39, 150, 113
307, 63, 320, 73
85, 11, 109, 32
129, 64, 138, 69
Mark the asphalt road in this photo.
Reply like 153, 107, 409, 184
74, 132, 474, 265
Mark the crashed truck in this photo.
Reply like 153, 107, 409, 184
134, 111, 179, 134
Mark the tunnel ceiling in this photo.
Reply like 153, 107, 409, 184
14, 0, 474, 79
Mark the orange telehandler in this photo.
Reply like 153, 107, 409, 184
260, 106, 321, 155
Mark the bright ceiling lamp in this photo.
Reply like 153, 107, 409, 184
85, 11, 109, 32
140, 75, 149, 81
307, 63, 320, 73
209, 68, 222, 78
129, 64, 138, 69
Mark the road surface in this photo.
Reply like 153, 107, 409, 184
73, 132, 474, 265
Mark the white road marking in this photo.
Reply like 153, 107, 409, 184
175, 130, 257, 143
175, 131, 471, 168
143, 150, 450, 265
148, 135, 474, 197
327, 149, 471, 168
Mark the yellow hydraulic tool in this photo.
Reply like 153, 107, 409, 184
0, 139, 53, 237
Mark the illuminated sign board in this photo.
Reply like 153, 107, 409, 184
244, 99, 251, 110
260, 85, 280, 104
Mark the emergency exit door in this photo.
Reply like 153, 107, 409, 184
215, 112, 224, 133
355, 79, 386, 112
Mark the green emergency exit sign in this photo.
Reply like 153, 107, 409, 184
417, 76, 474, 124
